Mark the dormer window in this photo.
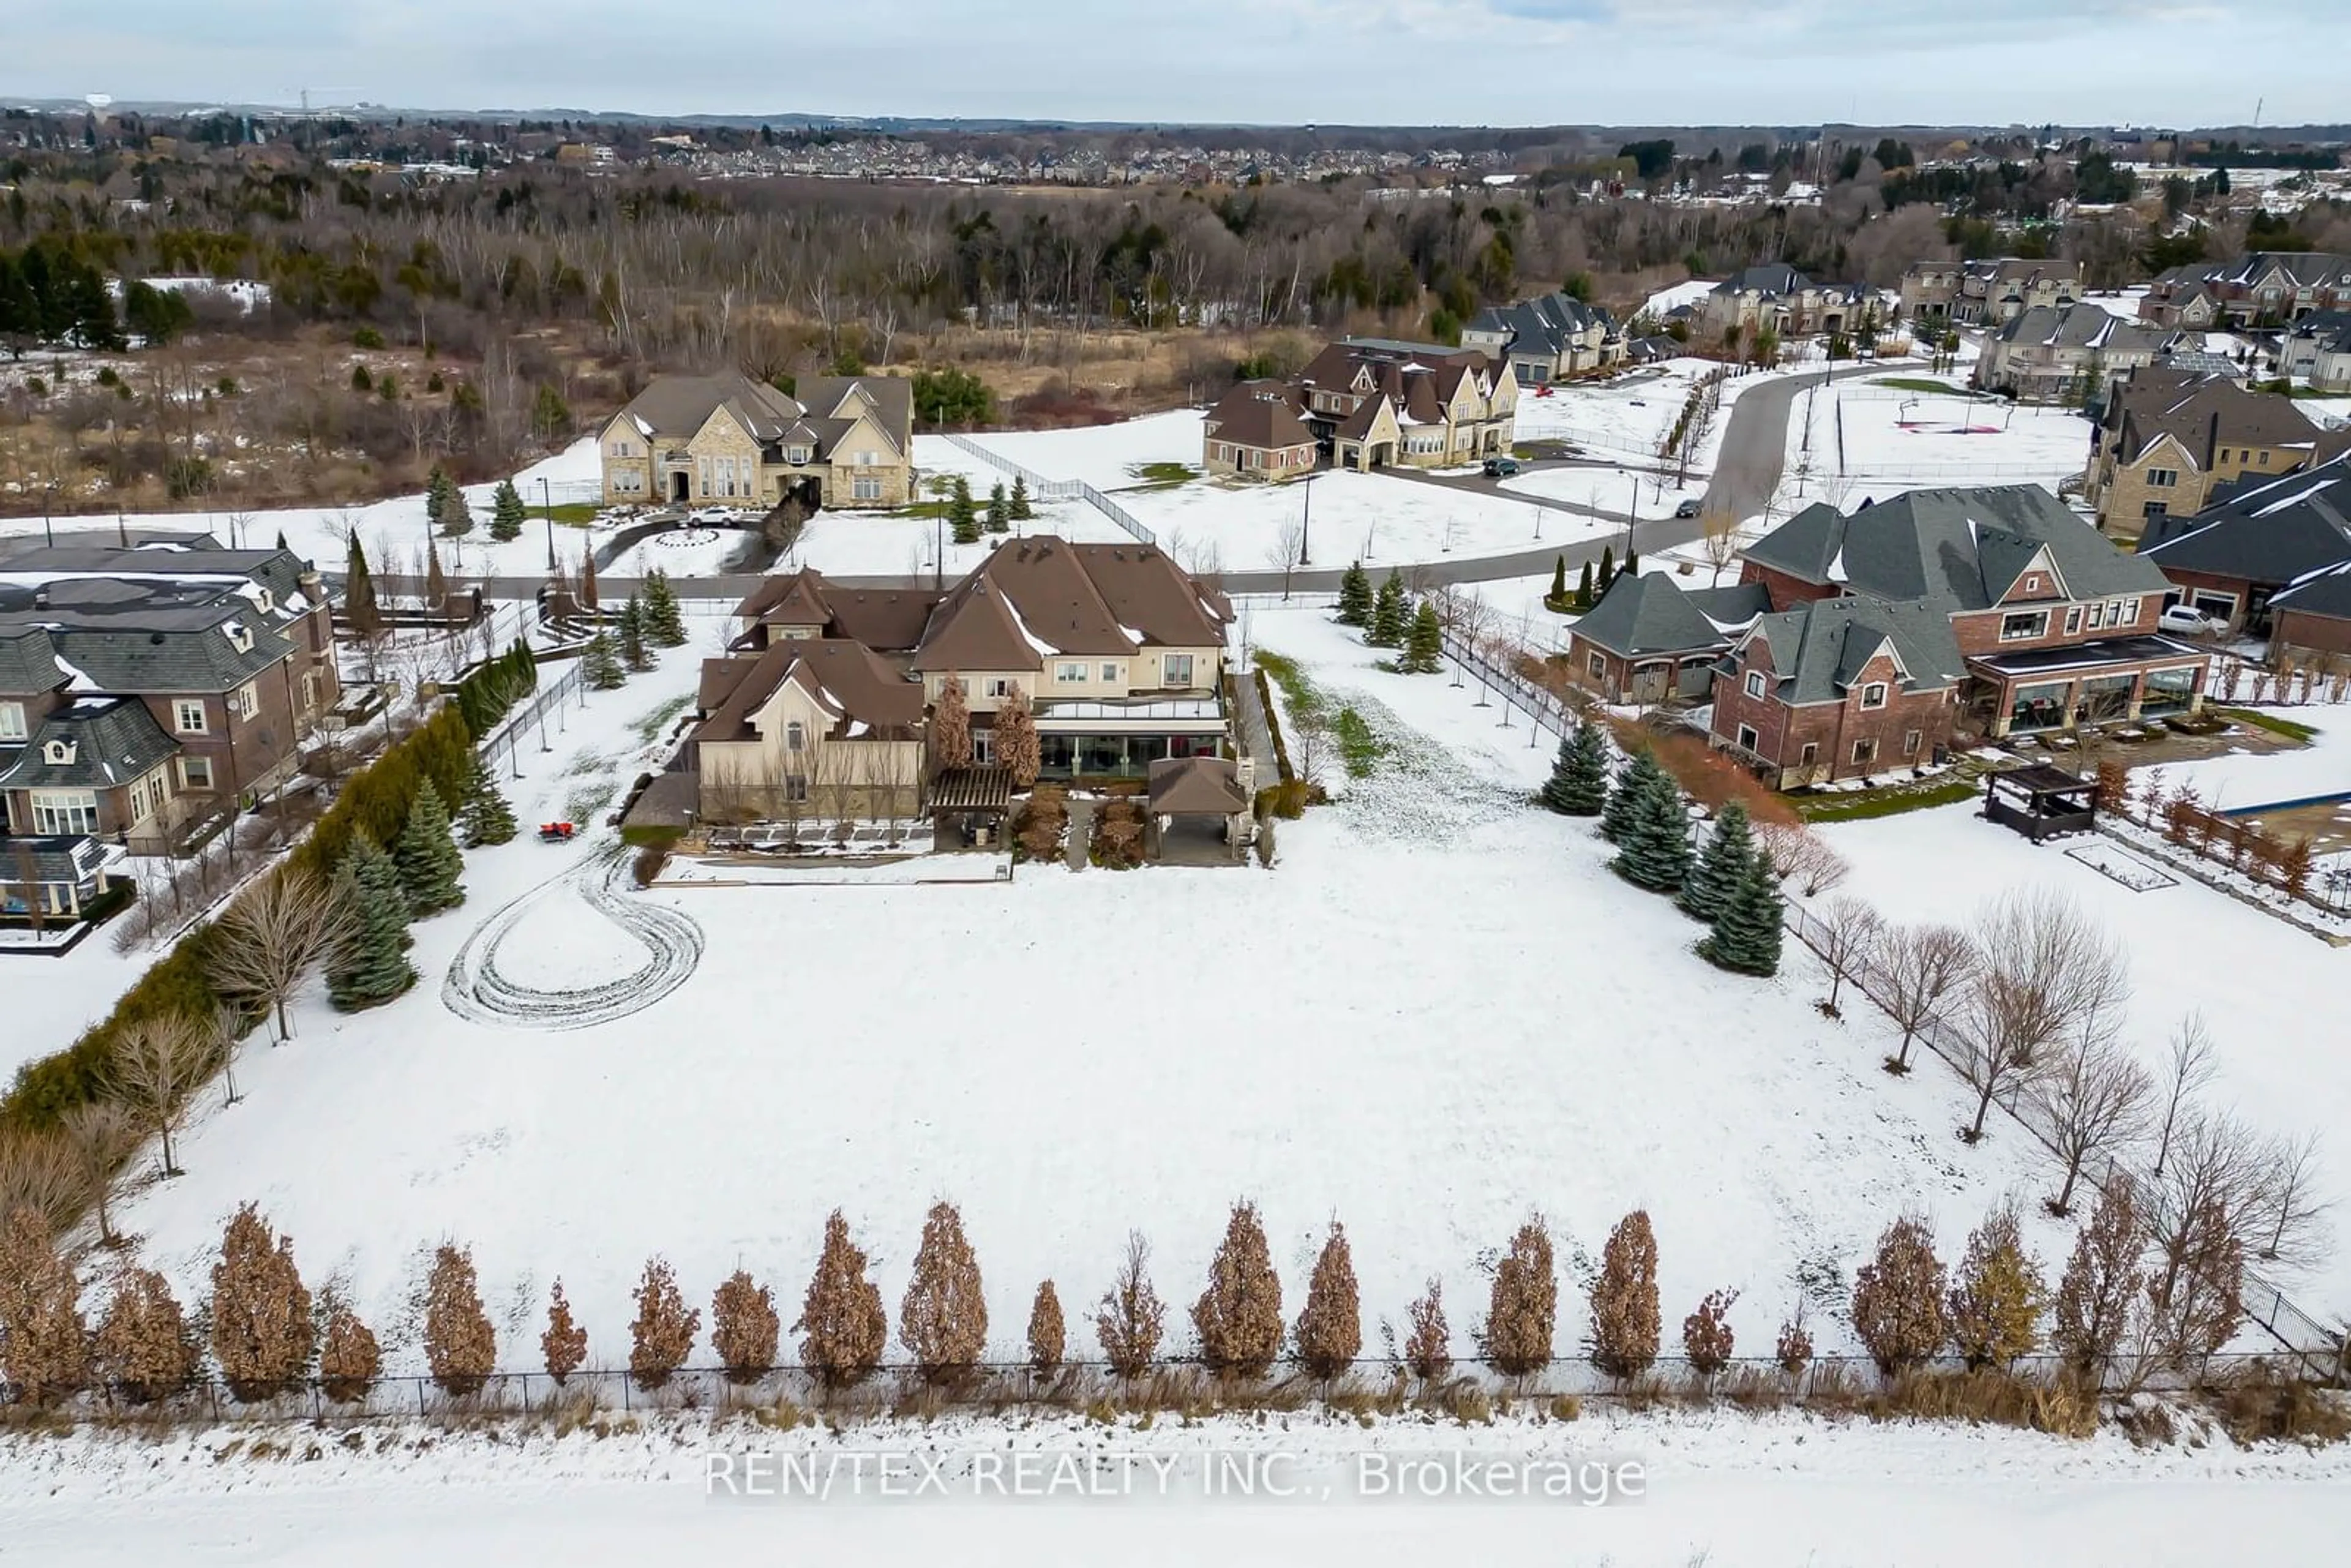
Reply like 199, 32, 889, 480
43, 738, 75, 765
226, 624, 254, 653
786, 446, 812, 465
253, 588, 275, 613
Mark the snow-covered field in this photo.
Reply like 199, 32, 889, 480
81, 603, 2114, 1395
1820, 722, 2351, 1315
1780, 381, 2094, 508
7, 1401, 2349, 1567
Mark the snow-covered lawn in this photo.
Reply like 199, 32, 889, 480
1780, 382, 2094, 506
7, 1401, 2349, 1567
1819, 767, 2351, 1316
84, 602, 2114, 1394
960, 409, 1205, 492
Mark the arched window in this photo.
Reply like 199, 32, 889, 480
786, 721, 806, 752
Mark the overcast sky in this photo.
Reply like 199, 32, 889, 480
6, 2, 2332, 129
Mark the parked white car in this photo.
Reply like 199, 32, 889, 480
2159, 604, 2227, 636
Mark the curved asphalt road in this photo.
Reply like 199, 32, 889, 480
34, 366, 1880, 601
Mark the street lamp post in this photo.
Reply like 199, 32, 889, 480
1298, 472, 1316, 568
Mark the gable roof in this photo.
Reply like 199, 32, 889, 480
1204, 381, 1314, 451
1716, 264, 1809, 297
1739, 595, 1968, 705
0, 696, 178, 790
692, 636, 924, 748
1573, 572, 1769, 659
2139, 455, 2351, 586
793, 375, 916, 457
2273, 559, 2351, 621
1466, 291, 1619, 359
2156, 252, 2351, 294
618, 372, 806, 443
1744, 485, 2168, 610
2109, 370, 2341, 468
732, 568, 943, 653
910, 535, 1224, 672
1993, 301, 2175, 355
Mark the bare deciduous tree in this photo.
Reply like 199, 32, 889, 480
1266, 519, 1305, 602
2260, 1129, 2329, 1265
1812, 896, 1884, 1017
1955, 892, 2128, 1144
208, 868, 357, 1043
61, 1100, 140, 1247
2151, 1013, 2217, 1179
2034, 1033, 2151, 1218
107, 1013, 217, 1178
1876, 922, 1976, 1074
1701, 510, 1741, 585
1095, 1230, 1167, 1379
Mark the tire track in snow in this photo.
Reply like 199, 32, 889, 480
440, 846, 704, 1030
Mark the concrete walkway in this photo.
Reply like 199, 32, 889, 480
1230, 670, 1280, 784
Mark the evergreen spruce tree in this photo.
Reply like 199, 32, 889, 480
424, 465, 454, 531
1700, 847, 1785, 976
455, 754, 518, 847
1009, 475, 1033, 521
1335, 563, 1373, 626
274, 528, 289, 552
1601, 746, 1662, 843
1540, 720, 1610, 815
1369, 571, 1407, 647
985, 479, 1011, 533
1622, 546, 1638, 577
1613, 764, 1693, 892
328, 837, 416, 1010
1597, 546, 1616, 595
1401, 600, 1443, 673
394, 781, 467, 915
641, 568, 687, 646
440, 482, 473, 538
1575, 559, 1595, 610
949, 475, 980, 544
583, 630, 626, 689
618, 598, 652, 672
490, 478, 527, 542
1548, 555, 1567, 602
343, 533, 381, 641
1678, 801, 1755, 923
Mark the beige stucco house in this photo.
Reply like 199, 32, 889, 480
598, 371, 916, 511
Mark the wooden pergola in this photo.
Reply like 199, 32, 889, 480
1982, 763, 2097, 842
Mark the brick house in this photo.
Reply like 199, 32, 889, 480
2083, 368, 2351, 538
2267, 563, 2351, 659
598, 371, 915, 511
1711, 486, 2207, 784
2138, 454, 2351, 636
1712, 596, 1967, 789
1564, 572, 1768, 705
2139, 252, 2351, 329
0, 539, 340, 857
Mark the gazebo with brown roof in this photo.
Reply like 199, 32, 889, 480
1145, 756, 1252, 862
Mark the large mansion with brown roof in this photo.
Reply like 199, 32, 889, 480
597, 370, 916, 511
1201, 339, 1516, 480
687, 536, 1233, 823
2082, 368, 2351, 539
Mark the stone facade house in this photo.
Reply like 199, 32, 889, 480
0, 539, 339, 858
2139, 253, 2351, 329
2138, 455, 2351, 636
689, 537, 1234, 823
598, 371, 915, 511
1270, 339, 1517, 472
1700, 264, 1874, 342
1201, 381, 1317, 481
1900, 258, 2082, 326
1972, 302, 2183, 404
1461, 291, 1625, 383
1711, 486, 2206, 783
2084, 369, 2351, 538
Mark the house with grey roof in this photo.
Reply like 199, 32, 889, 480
2139, 454, 2351, 636
2083, 367, 2351, 536
0, 536, 339, 858
2139, 252, 2351, 329
1700, 264, 1875, 343
2268, 560, 2351, 661
2278, 310, 2351, 392
1973, 302, 2186, 404
1461, 291, 1625, 384
597, 370, 917, 511
1902, 258, 2083, 327
1564, 572, 1768, 705
1711, 484, 2208, 783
